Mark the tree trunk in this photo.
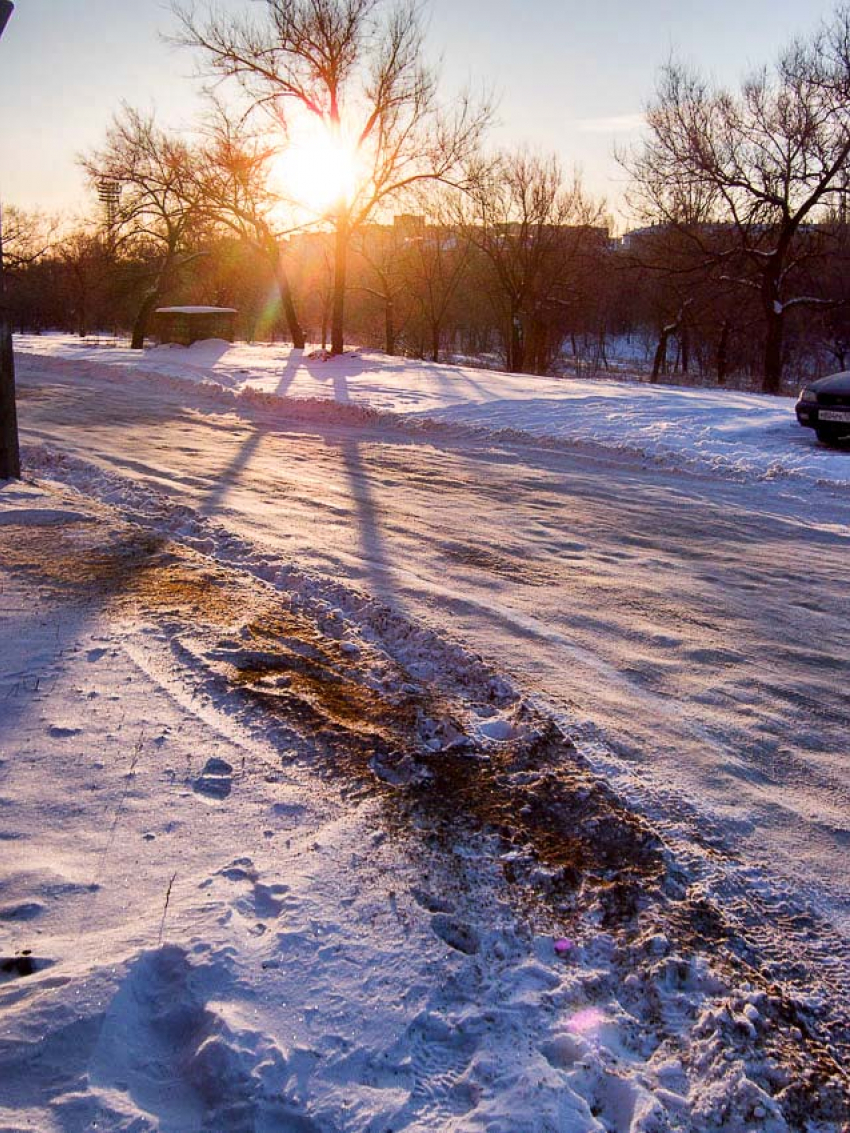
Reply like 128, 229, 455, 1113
431, 321, 440, 363
75, 274, 88, 338
330, 210, 349, 356
131, 288, 161, 350
762, 304, 784, 395
716, 320, 730, 385
271, 248, 305, 349
759, 260, 786, 394
508, 310, 524, 373
652, 329, 670, 381
526, 318, 545, 375
0, 218, 20, 480
385, 297, 396, 355
131, 251, 174, 350
598, 331, 609, 372
680, 322, 690, 375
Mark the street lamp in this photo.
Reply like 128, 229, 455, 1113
0, 0, 21, 481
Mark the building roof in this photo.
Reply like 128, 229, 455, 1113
155, 306, 237, 315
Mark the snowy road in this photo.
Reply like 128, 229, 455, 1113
15, 354, 850, 948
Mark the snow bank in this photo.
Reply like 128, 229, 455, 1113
16, 333, 850, 490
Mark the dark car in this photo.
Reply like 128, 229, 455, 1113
796, 372, 850, 444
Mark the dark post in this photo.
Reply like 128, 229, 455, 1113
0, 0, 20, 481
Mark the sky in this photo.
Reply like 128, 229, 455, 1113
0, 0, 837, 228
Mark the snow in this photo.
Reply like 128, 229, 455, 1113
155, 306, 238, 314
2, 469, 847, 1130
4, 337, 850, 1128
15, 333, 849, 490
11, 340, 850, 935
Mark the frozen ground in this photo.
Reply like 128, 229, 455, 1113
14, 334, 850, 489
1, 472, 847, 1132
3, 340, 850, 1128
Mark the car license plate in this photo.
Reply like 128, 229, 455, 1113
819, 409, 850, 422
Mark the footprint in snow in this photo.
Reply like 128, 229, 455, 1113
193, 757, 233, 799
251, 882, 289, 919
0, 902, 45, 922
477, 718, 517, 742
412, 888, 455, 915
405, 1009, 480, 1121
217, 858, 290, 920
271, 801, 308, 825
48, 723, 82, 738
431, 914, 480, 955
0, 953, 55, 981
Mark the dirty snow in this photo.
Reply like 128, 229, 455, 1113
2, 470, 847, 1131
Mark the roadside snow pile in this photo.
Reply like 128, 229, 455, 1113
1, 461, 847, 1131
16, 333, 850, 490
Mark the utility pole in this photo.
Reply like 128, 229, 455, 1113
0, 0, 20, 480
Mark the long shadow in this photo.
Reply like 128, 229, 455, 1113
24, 348, 403, 611
200, 350, 304, 517
0, 523, 167, 745
273, 347, 304, 398
337, 434, 404, 608
328, 368, 406, 608
332, 370, 350, 404
282, 363, 403, 608
198, 355, 405, 611
419, 358, 502, 402
299, 348, 500, 407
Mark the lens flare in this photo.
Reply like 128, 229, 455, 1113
273, 124, 360, 216
566, 1008, 607, 1036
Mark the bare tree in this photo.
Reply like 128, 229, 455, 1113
621, 223, 716, 381
56, 226, 113, 339
466, 149, 606, 374
627, 7, 850, 392
812, 216, 850, 371
83, 107, 207, 348
351, 221, 409, 354
401, 189, 472, 362
193, 109, 308, 346
0, 203, 20, 479
0, 207, 54, 274
173, 0, 490, 354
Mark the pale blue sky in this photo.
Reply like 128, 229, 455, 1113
0, 0, 835, 223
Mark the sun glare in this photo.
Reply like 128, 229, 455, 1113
273, 126, 361, 216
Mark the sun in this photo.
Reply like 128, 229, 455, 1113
273, 124, 361, 216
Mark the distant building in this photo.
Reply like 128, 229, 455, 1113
393, 213, 426, 239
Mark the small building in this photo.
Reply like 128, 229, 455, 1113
154, 306, 237, 347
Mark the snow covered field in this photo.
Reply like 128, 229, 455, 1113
3, 338, 850, 1129
2, 468, 847, 1132
15, 334, 850, 490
